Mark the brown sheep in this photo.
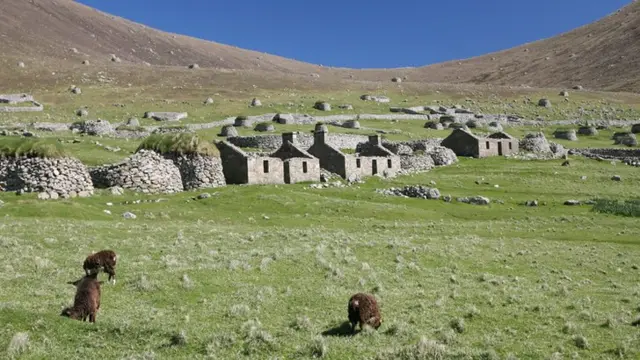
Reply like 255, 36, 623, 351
61, 272, 102, 323
83, 250, 117, 284
348, 293, 382, 333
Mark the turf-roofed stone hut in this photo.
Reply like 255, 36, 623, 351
136, 133, 226, 190
0, 138, 94, 196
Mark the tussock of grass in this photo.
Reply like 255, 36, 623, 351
0, 138, 68, 158
591, 198, 640, 217
136, 133, 219, 157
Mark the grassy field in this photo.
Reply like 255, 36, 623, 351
1, 156, 639, 359
2, 83, 640, 127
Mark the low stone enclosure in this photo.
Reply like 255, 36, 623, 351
0, 93, 43, 112
0, 156, 94, 196
441, 128, 519, 158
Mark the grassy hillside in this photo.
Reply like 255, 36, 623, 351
1, 157, 639, 359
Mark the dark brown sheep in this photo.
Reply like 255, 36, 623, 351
61, 272, 102, 323
83, 250, 117, 284
347, 293, 382, 333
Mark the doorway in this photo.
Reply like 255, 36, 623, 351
372, 159, 378, 175
498, 142, 503, 156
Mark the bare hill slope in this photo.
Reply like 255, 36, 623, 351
0, 0, 322, 74
1, 0, 639, 92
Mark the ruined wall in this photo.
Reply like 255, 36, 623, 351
89, 150, 183, 194
165, 153, 226, 190
308, 142, 347, 178
0, 156, 94, 195
246, 156, 284, 185
216, 141, 249, 184
284, 158, 320, 184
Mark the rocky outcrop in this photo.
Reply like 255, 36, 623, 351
520, 132, 552, 153
89, 150, 183, 194
428, 146, 458, 166
70, 119, 113, 136
0, 156, 93, 196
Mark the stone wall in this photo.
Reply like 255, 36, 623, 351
0, 156, 93, 195
89, 150, 183, 194
227, 133, 369, 151
284, 158, 320, 184
164, 153, 226, 190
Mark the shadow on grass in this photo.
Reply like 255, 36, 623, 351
321, 321, 354, 337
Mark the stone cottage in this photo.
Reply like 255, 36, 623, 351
216, 132, 320, 185
307, 126, 400, 179
441, 128, 518, 158
271, 132, 321, 184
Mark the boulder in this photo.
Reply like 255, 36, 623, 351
342, 120, 361, 129
577, 126, 598, 136
538, 98, 552, 108
250, 98, 262, 107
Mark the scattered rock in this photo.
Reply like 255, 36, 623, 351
560, 91, 569, 97
573, 85, 584, 90
377, 185, 441, 200
145, 112, 188, 122
204, 97, 214, 105
338, 104, 354, 110
82, 60, 90, 65
126, 118, 140, 127
76, 109, 89, 117
424, 121, 444, 130
197, 193, 211, 200
458, 196, 490, 205
391, 77, 402, 83
188, 63, 200, 69
525, 200, 539, 207
611, 175, 621, 181
250, 98, 262, 107
360, 95, 390, 103
123, 212, 137, 219
71, 86, 81, 94
538, 98, 552, 108
109, 186, 124, 195
37, 192, 50, 200
564, 200, 581, 206
17, 61, 25, 68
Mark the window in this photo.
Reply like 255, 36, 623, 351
508, 142, 512, 150
356, 158, 361, 168
485, 141, 490, 149
263, 160, 269, 173
302, 161, 308, 173
387, 159, 392, 168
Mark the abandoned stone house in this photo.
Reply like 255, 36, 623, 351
216, 132, 320, 185
441, 128, 518, 158
307, 126, 400, 179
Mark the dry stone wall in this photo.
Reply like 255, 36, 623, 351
163, 153, 226, 190
0, 156, 93, 195
227, 133, 369, 151
89, 150, 183, 194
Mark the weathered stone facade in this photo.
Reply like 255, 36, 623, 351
226, 133, 369, 151
271, 132, 321, 184
441, 129, 518, 158
0, 156, 93, 195
89, 150, 183, 194
308, 128, 400, 179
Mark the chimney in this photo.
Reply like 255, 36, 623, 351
368, 134, 381, 146
314, 124, 328, 145
282, 132, 297, 145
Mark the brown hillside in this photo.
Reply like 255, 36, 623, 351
1, 0, 639, 92
0, 0, 322, 74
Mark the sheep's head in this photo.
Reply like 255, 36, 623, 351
368, 316, 382, 329
60, 307, 81, 319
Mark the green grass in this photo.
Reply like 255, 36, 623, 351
136, 133, 220, 157
0, 157, 639, 359
0, 137, 68, 158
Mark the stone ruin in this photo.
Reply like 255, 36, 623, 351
0, 94, 43, 112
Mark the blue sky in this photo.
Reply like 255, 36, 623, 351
77, 0, 631, 69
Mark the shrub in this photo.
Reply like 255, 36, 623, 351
591, 199, 640, 217
0, 138, 68, 158
137, 133, 219, 157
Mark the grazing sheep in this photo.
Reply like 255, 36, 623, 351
348, 293, 382, 333
60, 273, 102, 323
83, 250, 117, 284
